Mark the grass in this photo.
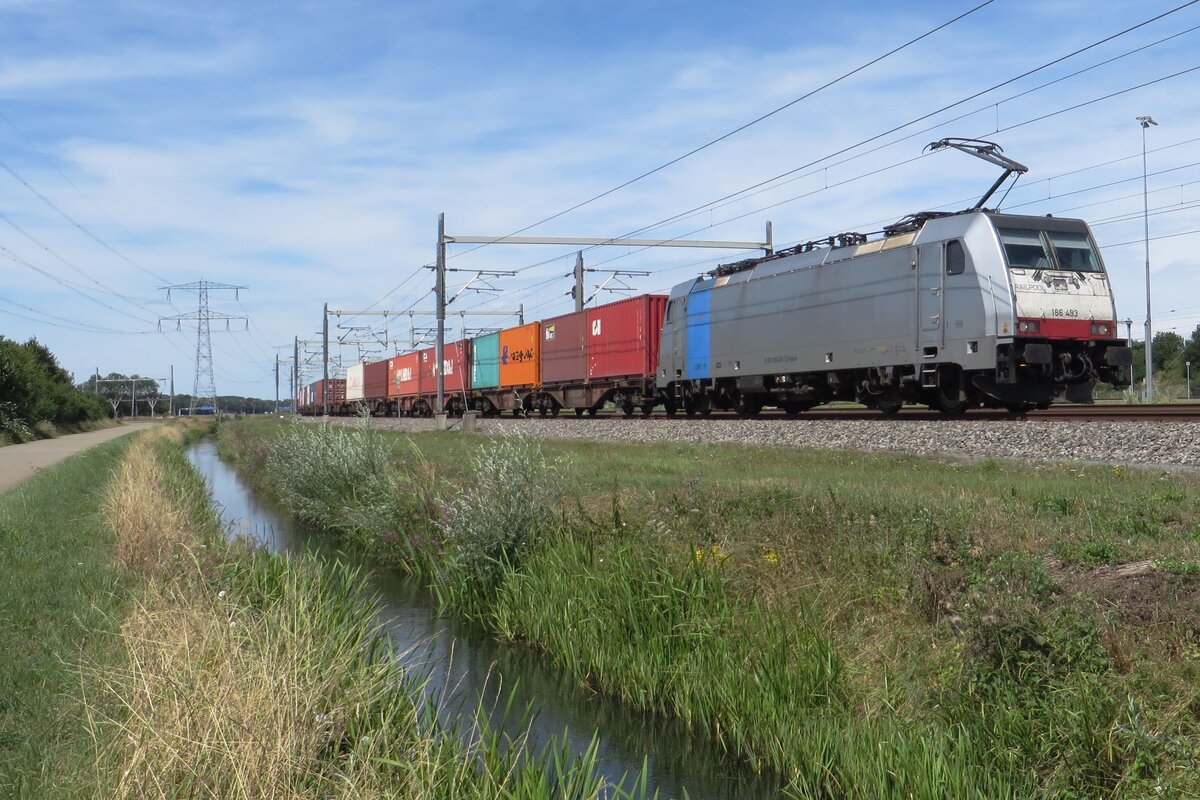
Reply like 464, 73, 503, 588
3, 421, 658, 797
221, 416, 1200, 798
0, 432, 134, 796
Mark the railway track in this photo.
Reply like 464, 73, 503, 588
521, 403, 1200, 423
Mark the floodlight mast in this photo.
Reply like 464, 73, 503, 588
926, 138, 1029, 209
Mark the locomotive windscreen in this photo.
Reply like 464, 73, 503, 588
997, 227, 1103, 273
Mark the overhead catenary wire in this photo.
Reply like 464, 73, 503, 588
447, 0, 1000, 261
464, 2, 1200, 290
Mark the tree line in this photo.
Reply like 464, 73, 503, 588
1130, 323, 1200, 396
0, 337, 109, 441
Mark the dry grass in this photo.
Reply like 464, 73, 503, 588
104, 429, 195, 581
90, 429, 420, 799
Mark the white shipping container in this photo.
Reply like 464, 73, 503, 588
345, 362, 365, 401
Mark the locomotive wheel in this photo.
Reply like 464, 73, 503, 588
621, 402, 635, 417
736, 399, 762, 417
1005, 402, 1035, 415
879, 400, 902, 416
694, 395, 712, 417
664, 401, 678, 417
784, 402, 814, 416
933, 368, 969, 416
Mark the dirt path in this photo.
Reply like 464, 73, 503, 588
0, 423, 158, 494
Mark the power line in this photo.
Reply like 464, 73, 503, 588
0, 156, 168, 284
564, 1, 1200, 257
449, 0, 999, 260
478, 3, 1200, 286
0, 240, 160, 324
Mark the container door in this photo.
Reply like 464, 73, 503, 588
916, 243, 944, 355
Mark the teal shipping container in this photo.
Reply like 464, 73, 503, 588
472, 331, 501, 389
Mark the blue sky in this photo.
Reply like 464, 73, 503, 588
2, 0, 1199, 400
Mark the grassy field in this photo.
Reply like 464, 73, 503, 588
0, 432, 133, 795
3, 421, 652, 798
220, 415, 1200, 798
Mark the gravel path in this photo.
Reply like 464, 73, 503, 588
0, 422, 157, 494
313, 415, 1200, 470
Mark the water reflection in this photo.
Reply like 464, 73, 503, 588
187, 440, 780, 799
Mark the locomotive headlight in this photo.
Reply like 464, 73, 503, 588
1017, 320, 1041, 334
1090, 322, 1112, 336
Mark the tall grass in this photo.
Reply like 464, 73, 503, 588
434, 431, 562, 613
87, 426, 649, 798
220, 418, 1200, 798
265, 419, 438, 568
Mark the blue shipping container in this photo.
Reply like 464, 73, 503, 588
472, 331, 501, 389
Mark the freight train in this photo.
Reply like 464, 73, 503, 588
299, 207, 1132, 418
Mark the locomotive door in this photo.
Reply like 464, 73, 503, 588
916, 242, 944, 354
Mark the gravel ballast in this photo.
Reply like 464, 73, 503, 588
314, 415, 1200, 469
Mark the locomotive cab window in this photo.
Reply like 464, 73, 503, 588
665, 300, 675, 323
945, 240, 966, 275
997, 228, 1052, 270
1048, 231, 1102, 273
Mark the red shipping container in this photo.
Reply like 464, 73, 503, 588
585, 295, 667, 380
388, 352, 422, 398
415, 343, 470, 396
540, 310, 587, 384
310, 379, 344, 408
363, 359, 389, 401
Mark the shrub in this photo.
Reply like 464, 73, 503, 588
437, 431, 561, 610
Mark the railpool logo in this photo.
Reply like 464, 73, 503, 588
592, 319, 601, 336
545, 324, 556, 341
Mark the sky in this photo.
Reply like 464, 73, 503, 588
1, 0, 1199, 401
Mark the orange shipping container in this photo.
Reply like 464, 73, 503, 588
498, 322, 540, 388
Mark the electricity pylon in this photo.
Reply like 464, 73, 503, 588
159, 281, 247, 413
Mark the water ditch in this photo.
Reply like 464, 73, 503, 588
186, 440, 781, 799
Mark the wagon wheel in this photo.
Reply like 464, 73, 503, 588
621, 402, 635, 417
664, 401, 678, 417
640, 402, 654, 417
538, 406, 548, 418
551, 406, 560, 417
575, 407, 585, 417
586, 407, 598, 416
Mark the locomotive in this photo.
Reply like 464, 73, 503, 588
300, 140, 1132, 417
658, 208, 1132, 416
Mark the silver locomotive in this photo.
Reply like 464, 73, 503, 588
656, 142, 1133, 415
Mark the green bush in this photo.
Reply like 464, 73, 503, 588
264, 419, 437, 567
0, 336, 110, 438
435, 432, 562, 611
